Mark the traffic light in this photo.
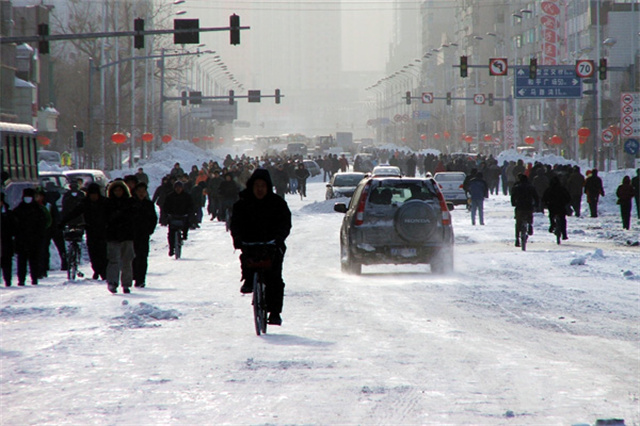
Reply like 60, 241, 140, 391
275, 89, 281, 104
488, 93, 494, 107
38, 23, 49, 54
75, 130, 84, 148
189, 91, 202, 104
405, 91, 411, 105
174, 19, 199, 44
460, 56, 468, 78
446, 92, 452, 105
134, 18, 144, 49
599, 58, 607, 80
228, 89, 235, 105
181, 91, 187, 106
248, 90, 261, 103
230, 14, 240, 45
529, 57, 537, 80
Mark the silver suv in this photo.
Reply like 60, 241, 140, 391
334, 176, 454, 274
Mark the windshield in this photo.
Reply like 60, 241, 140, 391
435, 173, 465, 182
334, 174, 364, 186
368, 180, 437, 205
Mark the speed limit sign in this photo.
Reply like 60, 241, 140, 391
473, 94, 486, 105
575, 60, 595, 78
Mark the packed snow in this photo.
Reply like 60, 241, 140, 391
2, 140, 639, 425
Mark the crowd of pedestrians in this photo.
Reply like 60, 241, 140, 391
1, 149, 638, 289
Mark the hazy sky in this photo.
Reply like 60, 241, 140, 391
178, 0, 393, 72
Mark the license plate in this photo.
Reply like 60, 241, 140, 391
391, 248, 417, 257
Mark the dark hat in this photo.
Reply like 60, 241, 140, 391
87, 183, 101, 195
23, 187, 36, 197
135, 182, 148, 190
174, 181, 183, 188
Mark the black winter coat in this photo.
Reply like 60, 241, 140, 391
1, 205, 16, 255
104, 182, 136, 242
13, 201, 48, 253
64, 196, 109, 239
163, 190, 194, 217
543, 182, 571, 216
511, 181, 539, 211
231, 169, 291, 249
132, 197, 158, 239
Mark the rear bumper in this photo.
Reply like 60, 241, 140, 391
351, 243, 452, 265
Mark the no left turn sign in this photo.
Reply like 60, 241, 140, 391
421, 92, 434, 104
489, 58, 508, 76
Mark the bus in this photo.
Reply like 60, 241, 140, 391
1, 122, 39, 208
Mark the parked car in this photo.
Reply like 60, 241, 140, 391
38, 171, 71, 210
433, 171, 467, 205
303, 159, 321, 177
334, 175, 454, 275
371, 165, 402, 177
38, 150, 61, 167
63, 169, 109, 195
325, 172, 366, 200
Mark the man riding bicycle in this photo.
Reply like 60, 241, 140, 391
510, 174, 539, 248
230, 169, 292, 326
163, 181, 194, 257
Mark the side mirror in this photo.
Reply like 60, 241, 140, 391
447, 202, 454, 211
326, 183, 331, 188
334, 203, 347, 213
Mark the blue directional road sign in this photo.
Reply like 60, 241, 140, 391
514, 65, 582, 99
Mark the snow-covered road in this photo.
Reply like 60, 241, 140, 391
2, 177, 639, 425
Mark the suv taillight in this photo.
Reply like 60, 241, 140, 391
436, 190, 451, 226
354, 184, 370, 226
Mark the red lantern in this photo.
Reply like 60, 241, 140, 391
161, 134, 172, 144
141, 132, 154, 142
579, 136, 587, 145
524, 136, 535, 145
433, 133, 440, 140
465, 135, 473, 143
443, 131, 450, 139
551, 134, 563, 145
192, 137, 200, 143
483, 134, 492, 142
609, 124, 620, 136
420, 134, 427, 141
577, 127, 591, 138
37, 135, 51, 146
111, 132, 127, 144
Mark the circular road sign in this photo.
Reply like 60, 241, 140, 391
421, 92, 434, 104
601, 129, 615, 144
575, 60, 595, 78
473, 94, 486, 105
624, 138, 639, 155
489, 58, 508, 76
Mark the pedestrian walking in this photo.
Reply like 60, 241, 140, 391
468, 172, 489, 226
567, 166, 585, 217
543, 176, 571, 240
631, 169, 639, 220
1, 193, 16, 287
584, 169, 605, 218
131, 182, 158, 287
616, 176, 635, 230
13, 188, 48, 286
104, 180, 136, 294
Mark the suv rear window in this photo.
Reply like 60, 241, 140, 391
368, 180, 437, 205
434, 173, 465, 182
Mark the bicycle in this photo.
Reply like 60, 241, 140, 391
63, 226, 85, 280
168, 214, 189, 259
241, 241, 277, 336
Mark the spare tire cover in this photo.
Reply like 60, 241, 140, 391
394, 200, 439, 242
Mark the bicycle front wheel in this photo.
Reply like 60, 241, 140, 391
174, 230, 182, 259
252, 272, 267, 336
